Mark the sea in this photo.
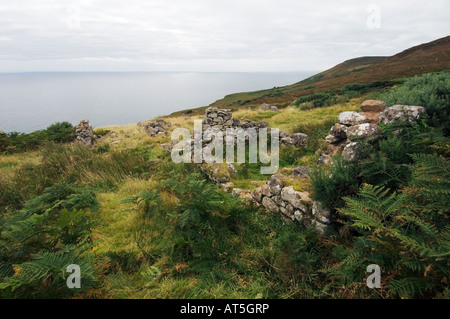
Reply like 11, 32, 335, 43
0, 72, 313, 133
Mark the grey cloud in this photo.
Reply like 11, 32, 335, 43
0, 0, 448, 72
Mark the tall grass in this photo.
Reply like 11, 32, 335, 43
0, 142, 152, 211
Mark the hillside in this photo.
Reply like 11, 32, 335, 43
170, 35, 450, 116
0, 36, 449, 300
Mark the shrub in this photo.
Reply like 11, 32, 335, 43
380, 72, 450, 136
0, 122, 75, 154
44, 122, 76, 143
359, 121, 450, 190
309, 156, 360, 210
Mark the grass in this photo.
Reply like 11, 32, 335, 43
2, 64, 449, 299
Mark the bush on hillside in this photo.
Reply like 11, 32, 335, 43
0, 122, 76, 154
380, 72, 450, 136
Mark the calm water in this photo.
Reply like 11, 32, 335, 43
0, 72, 313, 133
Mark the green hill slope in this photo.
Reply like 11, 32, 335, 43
170, 35, 450, 116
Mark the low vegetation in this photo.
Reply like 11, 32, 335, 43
0, 122, 76, 154
0, 71, 448, 299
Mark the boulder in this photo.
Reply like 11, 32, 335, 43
359, 112, 381, 124
379, 105, 427, 125
280, 132, 308, 148
280, 186, 309, 212
312, 201, 331, 225
280, 204, 295, 221
271, 106, 279, 111
317, 143, 347, 166
232, 188, 252, 200
279, 131, 289, 139
342, 142, 361, 162
338, 111, 368, 126
312, 220, 327, 234
360, 100, 387, 113
259, 121, 269, 129
251, 187, 263, 203
232, 188, 243, 198
291, 133, 308, 148
346, 123, 382, 140
261, 103, 270, 111
294, 211, 304, 222
326, 124, 348, 144
221, 182, 235, 192
261, 184, 271, 197
268, 175, 285, 196
291, 166, 312, 178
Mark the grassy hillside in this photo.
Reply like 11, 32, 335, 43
170, 36, 450, 116
0, 38, 449, 299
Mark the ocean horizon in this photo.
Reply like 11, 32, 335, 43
0, 71, 314, 133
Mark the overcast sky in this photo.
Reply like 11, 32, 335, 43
0, 0, 448, 72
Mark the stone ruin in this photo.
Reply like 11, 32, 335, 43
240, 100, 427, 233
201, 107, 308, 148
251, 171, 331, 233
318, 100, 427, 164
139, 119, 172, 137
201, 107, 268, 132
195, 107, 309, 191
75, 120, 94, 146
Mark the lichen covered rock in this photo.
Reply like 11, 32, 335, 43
379, 105, 427, 125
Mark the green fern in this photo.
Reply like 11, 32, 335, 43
338, 178, 449, 298
0, 246, 96, 297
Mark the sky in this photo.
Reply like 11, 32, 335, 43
0, 0, 449, 73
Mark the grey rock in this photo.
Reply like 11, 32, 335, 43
221, 182, 235, 192
261, 103, 271, 111
280, 186, 308, 212
268, 175, 286, 195
312, 201, 331, 225
261, 184, 271, 197
338, 111, 368, 126
252, 187, 263, 203
291, 133, 308, 148
259, 121, 269, 128
326, 124, 348, 144
279, 131, 289, 139
346, 123, 382, 140
379, 105, 427, 125
232, 188, 243, 198
312, 220, 327, 234
294, 211, 304, 222
342, 142, 361, 162
262, 196, 279, 213
291, 166, 312, 178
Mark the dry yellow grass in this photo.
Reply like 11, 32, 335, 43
0, 150, 41, 174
